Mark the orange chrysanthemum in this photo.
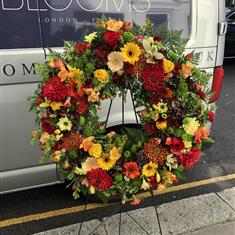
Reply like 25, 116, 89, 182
144, 139, 169, 166
123, 162, 140, 180
61, 133, 83, 151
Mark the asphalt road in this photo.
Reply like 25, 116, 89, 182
1, 60, 235, 235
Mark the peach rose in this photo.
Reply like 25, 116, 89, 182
181, 61, 194, 79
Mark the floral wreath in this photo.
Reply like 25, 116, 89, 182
29, 17, 215, 204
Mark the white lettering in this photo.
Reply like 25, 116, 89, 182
27, 0, 47, 11
44, 0, 73, 11
1, 0, 23, 10
76, 0, 104, 12
106, 0, 125, 12
133, 0, 150, 13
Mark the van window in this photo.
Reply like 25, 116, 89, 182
0, 1, 42, 49
38, 0, 126, 48
145, 0, 191, 39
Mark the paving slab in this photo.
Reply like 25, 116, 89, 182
217, 187, 235, 211
183, 221, 235, 235
158, 192, 235, 235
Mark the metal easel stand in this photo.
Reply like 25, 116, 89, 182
78, 89, 163, 235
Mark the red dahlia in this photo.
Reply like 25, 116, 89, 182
140, 64, 165, 92
87, 168, 113, 190
75, 42, 90, 55
42, 76, 68, 102
76, 96, 88, 114
41, 117, 55, 134
96, 45, 110, 58
104, 31, 121, 47
179, 148, 201, 169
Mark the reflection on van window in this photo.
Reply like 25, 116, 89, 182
0, 0, 191, 49
0, 0, 41, 49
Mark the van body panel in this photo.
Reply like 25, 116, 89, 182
0, 164, 58, 193
0, 49, 44, 85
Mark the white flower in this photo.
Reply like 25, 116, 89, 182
57, 116, 72, 131
143, 37, 164, 63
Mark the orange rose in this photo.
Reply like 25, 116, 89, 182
80, 136, 95, 152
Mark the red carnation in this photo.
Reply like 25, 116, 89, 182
208, 111, 215, 123
170, 137, 184, 154
42, 76, 68, 102
35, 97, 43, 105
179, 148, 201, 169
41, 117, 55, 134
140, 64, 165, 92
87, 168, 112, 190
104, 31, 121, 47
76, 97, 88, 114
75, 42, 90, 55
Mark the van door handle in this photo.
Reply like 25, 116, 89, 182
218, 21, 227, 36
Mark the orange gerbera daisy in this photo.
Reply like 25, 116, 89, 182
123, 162, 140, 180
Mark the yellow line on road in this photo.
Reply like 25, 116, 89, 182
1, 173, 235, 228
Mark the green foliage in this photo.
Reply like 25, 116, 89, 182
156, 22, 188, 54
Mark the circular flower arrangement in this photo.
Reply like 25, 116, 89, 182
29, 18, 215, 204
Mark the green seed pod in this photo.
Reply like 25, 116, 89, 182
123, 32, 135, 42
124, 151, 131, 158
130, 144, 137, 153
167, 127, 175, 135
137, 141, 142, 148
79, 116, 86, 126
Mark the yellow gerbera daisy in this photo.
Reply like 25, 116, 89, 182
142, 162, 158, 177
121, 42, 141, 64
97, 154, 116, 171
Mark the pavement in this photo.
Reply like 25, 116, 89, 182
32, 187, 235, 235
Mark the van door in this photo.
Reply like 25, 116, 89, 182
0, 1, 58, 194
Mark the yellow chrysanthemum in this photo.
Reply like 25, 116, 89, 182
85, 32, 97, 43
89, 143, 103, 158
121, 42, 141, 65
182, 117, 200, 136
97, 154, 116, 171
183, 140, 193, 149
142, 162, 158, 177
156, 120, 167, 130
94, 69, 109, 84
153, 102, 168, 113
163, 58, 175, 74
